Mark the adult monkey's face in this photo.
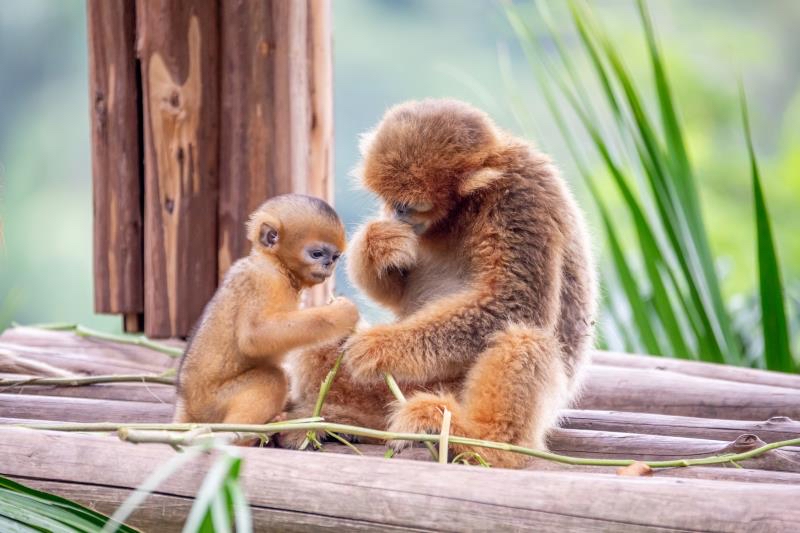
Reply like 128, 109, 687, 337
357, 99, 502, 235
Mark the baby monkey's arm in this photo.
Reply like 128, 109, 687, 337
238, 297, 359, 358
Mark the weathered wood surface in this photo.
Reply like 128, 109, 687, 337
579, 365, 800, 420
0, 378, 175, 403
594, 351, 800, 389
0, 327, 178, 374
3, 392, 798, 472
137, 0, 220, 338
86, 0, 144, 327
217, 0, 335, 305
0, 394, 172, 423
5, 328, 800, 420
2, 428, 799, 532
561, 409, 800, 443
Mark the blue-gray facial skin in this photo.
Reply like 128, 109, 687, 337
392, 201, 434, 235
304, 243, 341, 281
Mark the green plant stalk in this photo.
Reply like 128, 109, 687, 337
300, 352, 344, 451
74, 325, 183, 358
384, 373, 439, 461
0, 371, 176, 388
15, 420, 799, 469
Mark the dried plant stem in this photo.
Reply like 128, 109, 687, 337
439, 408, 452, 465
300, 352, 345, 451
18, 420, 798, 469
74, 325, 183, 358
384, 372, 440, 461
0, 371, 176, 388
119, 428, 261, 448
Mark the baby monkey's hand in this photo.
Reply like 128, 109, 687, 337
362, 219, 418, 273
327, 296, 360, 335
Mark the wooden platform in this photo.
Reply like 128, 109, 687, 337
1, 326, 799, 531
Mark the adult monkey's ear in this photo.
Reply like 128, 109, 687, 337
459, 167, 504, 196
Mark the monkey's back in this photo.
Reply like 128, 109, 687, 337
174, 258, 260, 422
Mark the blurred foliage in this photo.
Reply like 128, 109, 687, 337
0, 1, 798, 359
506, 0, 796, 371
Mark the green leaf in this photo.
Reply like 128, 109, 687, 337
740, 87, 795, 372
0, 475, 138, 533
182, 451, 245, 533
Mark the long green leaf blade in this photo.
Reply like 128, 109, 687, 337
740, 88, 795, 372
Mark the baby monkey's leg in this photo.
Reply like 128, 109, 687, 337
222, 366, 288, 446
388, 324, 569, 468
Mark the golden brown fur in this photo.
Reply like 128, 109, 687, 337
284, 100, 597, 467
174, 194, 359, 434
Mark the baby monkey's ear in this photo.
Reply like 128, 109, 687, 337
459, 167, 504, 196
259, 223, 279, 248
246, 211, 281, 249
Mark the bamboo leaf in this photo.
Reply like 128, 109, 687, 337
740, 87, 795, 372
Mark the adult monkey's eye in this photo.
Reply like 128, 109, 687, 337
394, 202, 411, 216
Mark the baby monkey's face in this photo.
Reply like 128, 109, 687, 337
298, 240, 342, 284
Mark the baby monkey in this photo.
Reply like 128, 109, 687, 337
173, 194, 359, 432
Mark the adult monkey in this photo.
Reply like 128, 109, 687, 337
284, 99, 597, 467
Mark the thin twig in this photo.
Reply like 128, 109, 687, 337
74, 325, 183, 358
0, 371, 176, 388
300, 352, 344, 450
17, 420, 798, 469
384, 372, 439, 461
325, 430, 363, 456
439, 407, 451, 465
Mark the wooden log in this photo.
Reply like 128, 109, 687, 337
324, 443, 800, 484
561, 409, 800, 443
593, 351, 800, 389
86, 0, 144, 326
0, 327, 178, 370
548, 430, 800, 472
136, 0, 220, 338
0, 378, 175, 404
1, 429, 798, 532
0, 332, 176, 376
0, 394, 172, 423
580, 365, 800, 420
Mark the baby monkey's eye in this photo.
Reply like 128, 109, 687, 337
310, 249, 325, 259
332, 253, 341, 262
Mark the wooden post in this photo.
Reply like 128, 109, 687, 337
136, 0, 220, 338
89, 0, 334, 336
87, 0, 144, 329
218, 0, 334, 305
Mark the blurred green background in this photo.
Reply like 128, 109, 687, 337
1, 1, 798, 351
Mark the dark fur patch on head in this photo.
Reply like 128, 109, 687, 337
264, 194, 341, 225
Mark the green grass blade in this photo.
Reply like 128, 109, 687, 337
103, 447, 203, 533
740, 88, 795, 372
182, 452, 242, 533
226, 480, 252, 533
